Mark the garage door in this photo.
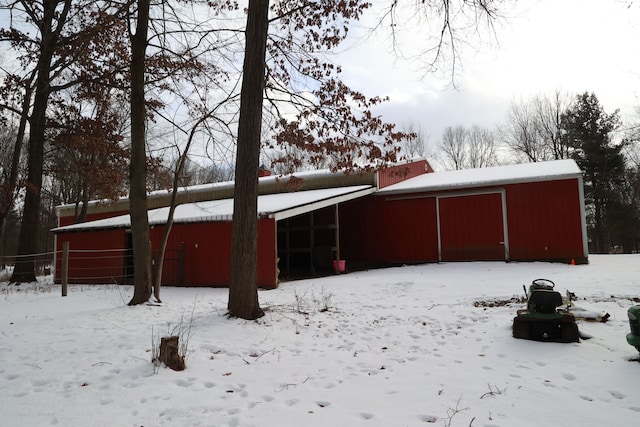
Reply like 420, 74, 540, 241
438, 192, 507, 261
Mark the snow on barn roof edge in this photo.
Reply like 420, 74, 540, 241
52, 159, 582, 234
52, 185, 375, 233
377, 159, 582, 195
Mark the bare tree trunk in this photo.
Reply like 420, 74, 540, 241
227, 0, 269, 320
76, 180, 89, 223
152, 112, 211, 302
10, 0, 70, 283
0, 76, 33, 255
128, 0, 152, 305
152, 164, 181, 303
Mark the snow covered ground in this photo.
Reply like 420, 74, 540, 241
1, 255, 639, 427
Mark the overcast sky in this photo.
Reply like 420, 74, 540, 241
335, 0, 640, 148
3, 0, 637, 168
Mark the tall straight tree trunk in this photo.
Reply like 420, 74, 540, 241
0, 78, 32, 259
10, 0, 67, 284
127, 0, 152, 305
227, 0, 269, 320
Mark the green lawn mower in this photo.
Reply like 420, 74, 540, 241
512, 279, 580, 343
627, 305, 640, 354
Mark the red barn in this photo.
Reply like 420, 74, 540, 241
340, 159, 587, 267
52, 159, 587, 288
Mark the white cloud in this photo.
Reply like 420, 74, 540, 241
336, 0, 640, 142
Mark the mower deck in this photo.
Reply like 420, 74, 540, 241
513, 311, 580, 343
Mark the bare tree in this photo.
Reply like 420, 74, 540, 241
126, 0, 153, 305
378, 1, 503, 81
500, 97, 543, 162
534, 91, 572, 160
500, 91, 572, 162
0, 118, 23, 264
467, 125, 496, 168
439, 125, 468, 170
228, 0, 269, 320
1, 0, 130, 283
438, 124, 496, 170
4, 0, 73, 283
125, 0, 240, 305
199, 162, 234, 183
401, 121, 431, 160
227, 0, 509, 319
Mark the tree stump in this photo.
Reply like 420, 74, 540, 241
159, 336, 185, 371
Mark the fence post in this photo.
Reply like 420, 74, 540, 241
62, 241, 69, 297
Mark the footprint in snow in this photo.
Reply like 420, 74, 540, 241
609, 390, 625, 400
359, 412, 374, 420
31, 378, 50, 387
562, 373, 576, 381
285, 399, 299, 406
417, 414, 437, 423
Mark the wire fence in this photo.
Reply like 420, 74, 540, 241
0, 250, 57, 279
1, 245, 185, 286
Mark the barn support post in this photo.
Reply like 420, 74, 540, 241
309, 211, 315, 275
499, 189, 510, 262
576, 176, 589, 260
61, 241, 68, 297
334, 203, 340, 263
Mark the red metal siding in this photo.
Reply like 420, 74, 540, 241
149, 219, 277, 288
340, 195, 439, 264
155, 222, 232, 287
505, 179, 584, 261
377, 160, 432, 189
57, 218, 278, 288
439, 193, 505, 261
378, 197, 439, 261
55, 229, 127, 284
338, 197, 378, 263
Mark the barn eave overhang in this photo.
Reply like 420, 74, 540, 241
376, 172, 583, 198
266, 186, 376, 221
52, 185, 375, 234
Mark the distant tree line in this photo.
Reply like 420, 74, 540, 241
428, 91, 639, 254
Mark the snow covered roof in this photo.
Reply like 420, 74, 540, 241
52, 185, 374, 233
377, 159, 583, 195
55, 168, 378, 218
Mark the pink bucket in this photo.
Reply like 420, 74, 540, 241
333, 260, 346, 273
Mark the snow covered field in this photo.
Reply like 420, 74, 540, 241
1, 255, 639, 427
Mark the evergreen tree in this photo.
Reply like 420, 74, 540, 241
561, 92, 626, 253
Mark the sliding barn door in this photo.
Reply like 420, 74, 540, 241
438, 192, 507, 261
